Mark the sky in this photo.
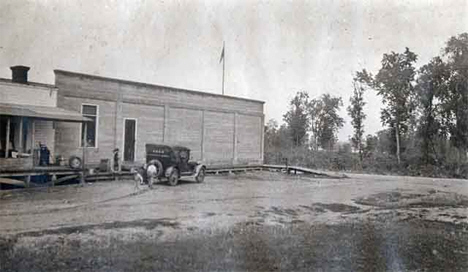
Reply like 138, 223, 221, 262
1, 0, 468, 141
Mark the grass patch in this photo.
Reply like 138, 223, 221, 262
2, 220, 468, 272
355, 191, 468, 209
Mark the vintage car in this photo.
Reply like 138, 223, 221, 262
142, 144, 206, 186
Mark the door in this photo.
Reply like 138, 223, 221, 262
123, 119, 136, 162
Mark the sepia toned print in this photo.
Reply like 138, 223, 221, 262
1, 1, 468, 271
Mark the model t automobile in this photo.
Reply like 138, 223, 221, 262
140, 144, 206, 186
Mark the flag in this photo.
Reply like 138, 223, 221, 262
219, 43, 225, 63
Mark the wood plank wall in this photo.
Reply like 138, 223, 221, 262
54, 71, 264, 166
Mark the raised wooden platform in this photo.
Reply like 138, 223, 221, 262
0, 166, 80, 178
0, 164, 340, 190
0, 157, 33, 172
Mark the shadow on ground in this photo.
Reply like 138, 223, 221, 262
1, 219, 468, 272
354, 190, 468, 209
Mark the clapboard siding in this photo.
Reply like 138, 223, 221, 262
55, 96, 116, 164
120, 103, 164, 163
204, 111, 234, 164
34, 120, 55, 159
54, 70, 264, 166
0, 80, 57, 165
56, 70, 263, 115
0, 81, 57, 107
167, 107, 203, 160
237, 115, 262, 163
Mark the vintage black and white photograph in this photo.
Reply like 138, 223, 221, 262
1, 0, 468, 271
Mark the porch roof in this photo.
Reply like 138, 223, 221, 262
0, 103, 90, 122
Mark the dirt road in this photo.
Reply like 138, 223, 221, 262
1, 171, 468, 271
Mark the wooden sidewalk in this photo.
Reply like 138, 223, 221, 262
0, 164, 340, 189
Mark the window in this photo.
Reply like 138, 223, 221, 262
81, 104, 98, 147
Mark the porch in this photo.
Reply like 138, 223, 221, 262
0, 103, 91, 187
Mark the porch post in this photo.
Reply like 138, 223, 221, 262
31, 120, 35, 168
5, 117, 10, 158
31, 120, 35, 154
81, 122, 87, 185
18, 117, 23, 153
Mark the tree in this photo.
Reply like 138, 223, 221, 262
264, 119, 280, 151
264, 119, 293, 164
376, 129, 395, 155
415, 57, 450, 165
372, 47, 418, 164
364, 134, 378, 156
283, 91, 310, 146
309, 94, 345, 151
309, 99, 321, 150
347, 70, 369, 162
442, 33, 468, 165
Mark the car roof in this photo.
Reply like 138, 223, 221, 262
172, 146, 190, 151
145, 144, 190, 151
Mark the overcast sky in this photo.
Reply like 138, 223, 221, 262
1, 0, 468, 141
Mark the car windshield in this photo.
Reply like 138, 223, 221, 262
172, 150, 179, 161
179, 150, 188, 161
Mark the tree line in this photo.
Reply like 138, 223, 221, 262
265, 33, 468, 178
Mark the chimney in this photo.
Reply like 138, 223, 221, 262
10, 65, 30, 84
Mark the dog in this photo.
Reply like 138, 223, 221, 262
131, 167, 144, 191
131, 164, 157, 191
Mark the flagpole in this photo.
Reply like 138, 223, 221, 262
222, 42, 225, 95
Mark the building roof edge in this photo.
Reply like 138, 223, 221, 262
54, 69, 265, 104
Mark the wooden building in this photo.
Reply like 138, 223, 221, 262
0, 66, 89, 173
54, 70, 265, 167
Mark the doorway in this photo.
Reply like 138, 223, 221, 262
123, 118, 137, 162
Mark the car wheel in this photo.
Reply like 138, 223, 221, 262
196, 167, 205, 183
168, 168, 179, 186
69, 156, 82, 169
147, 159, 163, 177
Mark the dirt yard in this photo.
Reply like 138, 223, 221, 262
1, 171, 468, 271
